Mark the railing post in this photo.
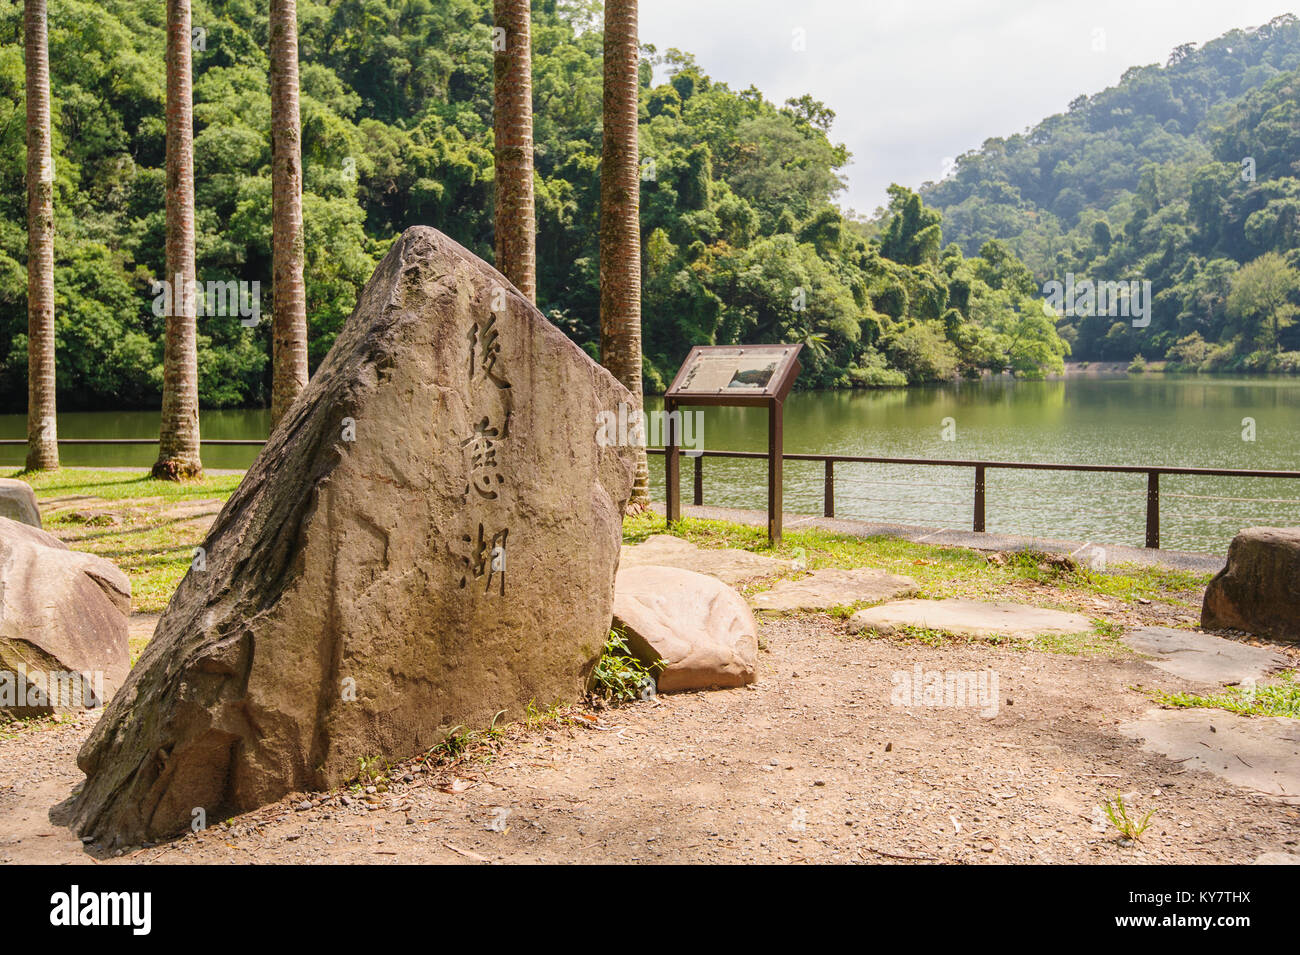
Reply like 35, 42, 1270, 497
1145, 471, 1160, 549
767, 399, 783, 544
665, 398, 681, 525
973, 464, 986, 533
823, 459, 835, 518
692, 453, 703, 506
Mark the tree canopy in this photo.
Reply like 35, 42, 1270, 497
0, 0, 1066, 410
922, 13, 1300, 373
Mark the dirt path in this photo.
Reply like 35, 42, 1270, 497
3, 613, 1297, 865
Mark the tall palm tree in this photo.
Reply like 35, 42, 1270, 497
154, 0, 203, 480
24, 0, 57, 471
493, 0, 536, 301
269, 0, 308, 426
599, 0, 649, 507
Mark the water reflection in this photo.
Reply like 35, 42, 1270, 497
2, 377, 1298, 552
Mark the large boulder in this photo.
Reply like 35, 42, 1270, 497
1202, 527, 1300, 642
71, 227, 636, 848
0, 478, 41, 528
0, 518, 130, 716
613, 565, 758, 692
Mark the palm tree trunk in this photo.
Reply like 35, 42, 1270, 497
24, 0, 58, 472
154, 0, 203, 480
493, 0, 536, 301
599, 0, 650, 508
269, 0, 308, 426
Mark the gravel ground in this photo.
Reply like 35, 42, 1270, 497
2, 611, 1297, 865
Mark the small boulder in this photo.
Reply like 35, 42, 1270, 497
1202, 527, 1300, 642
0, 478, 41, 528
0, 517, 130, 716
613, 565, 758, 692
751, 567, 918, 614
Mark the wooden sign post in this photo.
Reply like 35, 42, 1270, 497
663, 344, 802, 544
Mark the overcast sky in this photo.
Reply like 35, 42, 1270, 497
638, 1, 1296, 215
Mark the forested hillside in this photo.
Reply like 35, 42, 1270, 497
923, 13, 1300, 369
0, 0, 1064, 410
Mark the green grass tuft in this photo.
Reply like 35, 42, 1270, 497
1101, 790, 1157, 841
1155, 670, 1300, 718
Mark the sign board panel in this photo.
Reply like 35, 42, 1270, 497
666, 345, 802, 403
663, 344, 802, 542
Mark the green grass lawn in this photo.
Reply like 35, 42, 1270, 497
622, 512, 1210, 606
14, 468, 242, 615
10, 467, 243, 503
622, 512, 1209, 655
13, 471, 1212, 652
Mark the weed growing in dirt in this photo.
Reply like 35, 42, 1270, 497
1032, 621, 1128, 656
352, 754, 390, 789
428, 726, 476, 762
523, 699, 575, 729
591, 629, 661, 703
421, 710, 516, 769
1101, 790, 1156, 841
1155, 670, 1300, 718
856, 625, 979, 647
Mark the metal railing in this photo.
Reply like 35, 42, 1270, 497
647, 447, 1300, 550
5, 438, 1298, 551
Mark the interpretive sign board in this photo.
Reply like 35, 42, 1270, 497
663, 344, 802, 542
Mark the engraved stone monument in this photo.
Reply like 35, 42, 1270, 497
71, 228, 637, 847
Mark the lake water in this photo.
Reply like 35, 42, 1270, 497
3, 375, 1298, 554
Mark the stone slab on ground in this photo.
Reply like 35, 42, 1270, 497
751, 567, 918, 614
620, 534, 792, 586
1254, 852, 1300, 864
0, 479, 41, 528
1123, 626, 1291, 685
1120, 709, 1300, 804
613, 564, 757, 692
848, 598, 1093, 640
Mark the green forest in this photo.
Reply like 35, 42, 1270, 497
924, 13, 1300, 372
0, 0, 1067, 411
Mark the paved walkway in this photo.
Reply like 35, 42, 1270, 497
651, 502, 1226, 575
